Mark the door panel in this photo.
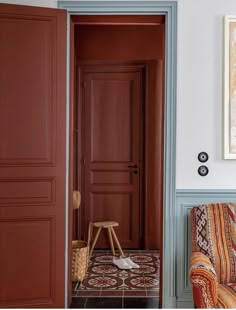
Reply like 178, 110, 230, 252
1, 218, 54, 303
80, 65, 143, 248
0, 16, 55, 165
0, 4, 66, 308
91, 193, 134, 242
90, 79, 133, 161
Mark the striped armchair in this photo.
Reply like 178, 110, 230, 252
190, 203, 236, 308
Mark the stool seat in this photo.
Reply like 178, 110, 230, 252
93, 221, 119, 228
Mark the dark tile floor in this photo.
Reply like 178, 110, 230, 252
70, 297, 160, 308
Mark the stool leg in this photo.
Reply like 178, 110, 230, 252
90, 227, 102, 257
110, 227, 125, 257
107, 227, 116, 256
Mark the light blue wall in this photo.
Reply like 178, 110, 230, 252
176, 189, 236, 308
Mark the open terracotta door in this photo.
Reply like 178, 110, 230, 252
0, 4, 67, 308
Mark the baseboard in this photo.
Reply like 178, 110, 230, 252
177, 300, 194, 308
162, 296, 177, 308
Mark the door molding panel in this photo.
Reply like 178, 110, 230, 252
0, 11, 57, 168
58, 1, 177, 308
0, 177, 56, 206
0, 216, 56, 306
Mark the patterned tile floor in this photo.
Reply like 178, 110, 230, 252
72, 250, 160, 298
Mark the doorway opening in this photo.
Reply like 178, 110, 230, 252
69, 15, 165, 308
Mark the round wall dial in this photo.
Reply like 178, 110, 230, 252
198, 165, 209, 177
198, 152, 209, 163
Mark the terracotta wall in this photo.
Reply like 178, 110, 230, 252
74, 24, 164, 61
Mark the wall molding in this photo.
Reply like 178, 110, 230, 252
176, 189, 236, 308
177, 189, 236, 197
59, 1, 177, 12
58, 1, 178, 308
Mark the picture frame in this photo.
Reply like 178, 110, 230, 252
224, 16, 236, 159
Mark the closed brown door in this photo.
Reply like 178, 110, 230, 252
79, 65, 143, 248
0, 4, 66, 308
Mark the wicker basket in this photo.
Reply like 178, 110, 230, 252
72, 222, 93, 282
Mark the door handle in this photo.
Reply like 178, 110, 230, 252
128, 164, 138, 169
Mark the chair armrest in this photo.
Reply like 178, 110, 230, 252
189, 252, 218, 308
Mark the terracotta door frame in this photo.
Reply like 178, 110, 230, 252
75, 60, 163, 250
59, 1, 177, 308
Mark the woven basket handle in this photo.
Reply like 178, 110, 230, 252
86, 222, 93, 269
87, 222, 93, 249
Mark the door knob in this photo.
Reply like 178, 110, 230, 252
128, 164, 138, 168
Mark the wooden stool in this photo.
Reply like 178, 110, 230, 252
90, 221, 124, 258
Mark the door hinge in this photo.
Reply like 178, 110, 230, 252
81, 82, 86, 88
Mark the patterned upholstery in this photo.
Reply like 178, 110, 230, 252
190, 252, 218, 308
217, 283, 236, 308
190, 203, 236, 308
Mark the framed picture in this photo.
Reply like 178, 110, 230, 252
224, 16, 236, 159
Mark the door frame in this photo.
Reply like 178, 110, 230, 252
58, 1, 177, 308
